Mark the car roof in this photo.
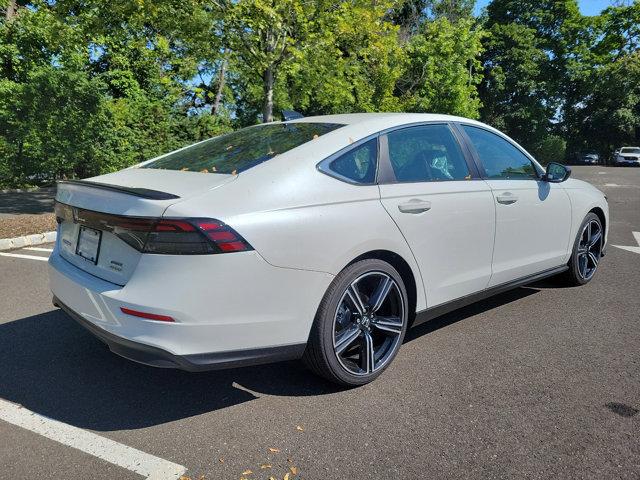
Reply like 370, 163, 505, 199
287, 112, 486, 128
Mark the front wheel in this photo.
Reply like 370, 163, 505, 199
303, 259, 409, 386
561, 212, 604, 286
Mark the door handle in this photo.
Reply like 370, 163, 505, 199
496, 193, 518, 205
398, 199, 432, 214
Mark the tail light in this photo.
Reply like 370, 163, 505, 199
55, 202, 253, 255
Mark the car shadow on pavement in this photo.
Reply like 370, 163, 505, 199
405, 286, 541, 342
0, 286, 541, 432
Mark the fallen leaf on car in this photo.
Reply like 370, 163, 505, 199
290, 466, 299, 475
268, 448, 280, 453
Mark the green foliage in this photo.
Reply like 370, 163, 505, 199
529, 135, 567, 166
0, 0, 638, 187
479, 0, 640, 161
479, 22, 552, 147
398, 18, 484, 118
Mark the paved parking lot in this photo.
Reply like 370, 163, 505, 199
0, 166, 638, 480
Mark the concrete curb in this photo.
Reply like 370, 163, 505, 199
0, 231, 57, 251
0, 187, 42, 194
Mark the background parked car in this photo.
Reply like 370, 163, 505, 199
613, 147, 640, 166
569, 151, 600, 165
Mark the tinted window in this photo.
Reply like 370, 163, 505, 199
328, 138, 378, 184
143, 122, 344, 174
387, 125, 470, 182
462, 125, 537, 179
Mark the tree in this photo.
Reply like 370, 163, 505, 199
398, 17, 484, 118
223, 0, 315, 122
479, 22, 552, 148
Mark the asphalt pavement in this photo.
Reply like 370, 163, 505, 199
0, 166, 638, 479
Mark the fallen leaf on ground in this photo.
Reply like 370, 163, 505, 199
268, 448, 280, 453
290, 466, 299, 475
295, 425, 304, 432
284, 473, 290, 480
218, 458, 224, 464
287, 458, 293, 463
242, 470, 253, 475
179, 476, 191, 480
269, 477, 277, 480
260, 464, 272, 469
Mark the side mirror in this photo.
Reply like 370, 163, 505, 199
544, 162, 571, 183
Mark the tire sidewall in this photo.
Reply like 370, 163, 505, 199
569, 212, 602, 285
317, 259, 409, 386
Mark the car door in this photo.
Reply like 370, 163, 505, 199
378, 123, 495, 308
458, 124, 572, 287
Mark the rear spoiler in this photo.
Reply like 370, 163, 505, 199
57, 180, 180, 200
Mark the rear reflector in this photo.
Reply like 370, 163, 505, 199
55, 201, 253, 255
120, 307, 174, 322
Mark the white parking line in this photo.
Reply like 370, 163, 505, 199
24, 247, 54, 252
0, 252, 49, 262
0, 399, 186, 480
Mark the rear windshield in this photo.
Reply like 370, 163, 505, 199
142, 122, 344, 174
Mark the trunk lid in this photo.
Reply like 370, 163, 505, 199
55, 169, 235, 285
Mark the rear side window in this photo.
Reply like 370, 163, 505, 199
324, 138, 378, 184
462, 125, 537, 180
142, 122, 344, 174
387, 124, 470, 182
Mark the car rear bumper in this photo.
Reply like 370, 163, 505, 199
54, 296, 305, 371
48, 241, 333, 369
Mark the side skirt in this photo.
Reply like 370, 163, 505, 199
412, 265, 569, 327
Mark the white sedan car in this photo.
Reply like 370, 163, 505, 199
49, 113, 608, 386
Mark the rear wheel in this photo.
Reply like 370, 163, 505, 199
303, 259, 409, 386
561, 213, 604, 286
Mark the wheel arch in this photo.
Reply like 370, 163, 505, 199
345, 250, 419, 325
589, 206, 606, 237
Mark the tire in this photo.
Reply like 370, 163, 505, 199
559, 212, 604, 286
303, 259, 409, 386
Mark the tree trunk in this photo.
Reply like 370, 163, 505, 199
211, 59, 226, 116
5, 0, 17, 20
262, 67, 274, 123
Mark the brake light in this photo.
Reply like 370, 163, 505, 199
143, 218, 253, 255
54, 202, 252, 255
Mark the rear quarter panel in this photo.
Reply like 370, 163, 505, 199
164, 160, 428, 311
562, 179, 610, 256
